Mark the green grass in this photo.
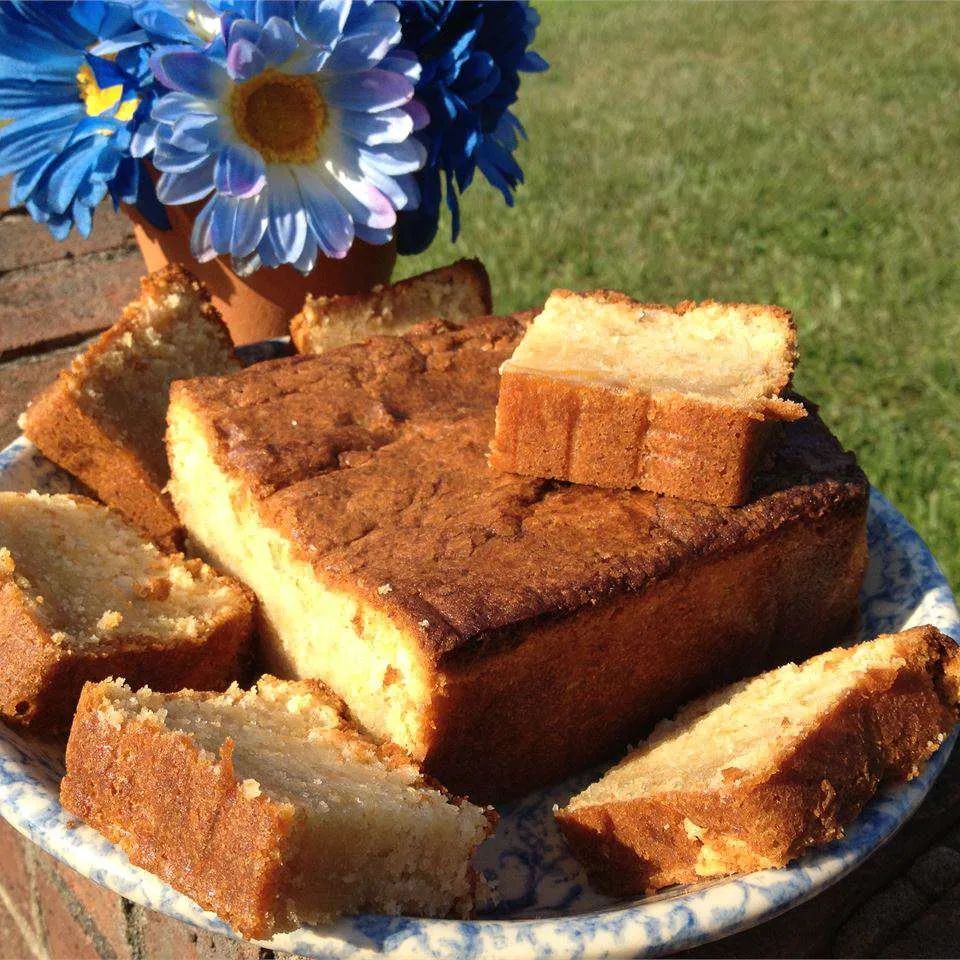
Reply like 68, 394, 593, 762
398, 1, 960, 590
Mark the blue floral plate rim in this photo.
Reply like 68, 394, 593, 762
0, 430, 956, 960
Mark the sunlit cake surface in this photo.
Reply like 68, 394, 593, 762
167, 316, 869, 801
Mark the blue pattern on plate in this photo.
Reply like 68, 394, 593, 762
0, 366, 956, 959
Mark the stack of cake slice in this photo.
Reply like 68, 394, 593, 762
167, 311, 868, 801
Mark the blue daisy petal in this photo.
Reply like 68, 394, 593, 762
325, 164, 395, 229
258, 16, 299, 65
152, 47, 230, 96
41, 138, 108, 215
0, 105, 81, 175
10, 154, 58, 206
214, 142, 266, 198
295, 168, 354, 259
0, 79, 78, 118
147, 0, 425, 271
190, 194, 219, 261
167, 113, 220, 153
325, 67, 413, 111
211, 190, 268, 256
226, 35, 267, 80
396, 0, 546, 253
151, 91, 214, 123
324, 14, 402, 76
157, 156, 217, 204
379, 48, 422, 84
293, 0, 350, 48
154, 138, 214, 172
359, 138, 426, 176
340, 107, 413, 147
265, 167, 308, 262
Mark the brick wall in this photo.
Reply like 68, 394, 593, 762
0, 820, 277, 960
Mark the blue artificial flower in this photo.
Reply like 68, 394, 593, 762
0, 1, 167, 239
145, 1, 426, 274
395, 1, 547, 255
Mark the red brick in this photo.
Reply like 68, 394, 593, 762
135, 905, 262, 960
0, 341, 93, 450
0, 209, 134, 274
32, 849, 135, 960
0, 820, 36, 931
34, 863, 100, 960
0, 249, 142, 356
52, 861, 132, 960
0, 901, 41, 960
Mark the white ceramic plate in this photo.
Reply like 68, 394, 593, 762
0, 428, 956, 960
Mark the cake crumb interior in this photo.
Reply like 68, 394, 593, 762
505, 293, 794, 406
101, 679, 489, 923
0, 492, 237, 649
570, 632, 913, 808
73, 287, 234, 483
167, 403, 434, 757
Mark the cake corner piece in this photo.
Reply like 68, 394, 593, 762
20, 264, 238, 550
289, 258, 493, 354
490, 289, 805, 506
60, 675, 496, 939
555, 625, 960, 895
0, 491, 252, 731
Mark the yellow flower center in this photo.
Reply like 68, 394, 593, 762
76, 60, 139, 124
231, 70, 326, 164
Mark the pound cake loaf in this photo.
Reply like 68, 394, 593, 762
0, 492, 252, 730
290, 259, 491, 354
491, 291, 804, 506
22, 265, 238, 550
556, 626, 960, 894
167, 315, 868, 801
61, 676, 494, 939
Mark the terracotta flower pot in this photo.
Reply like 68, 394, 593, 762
126, 200, 396, 346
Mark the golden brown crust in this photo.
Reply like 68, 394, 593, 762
60, 682, 294, 939
0, 599, 252, 733
0, 493, 254, 731
24, 381, 184, 550
61, 677, 495, 935
173, 316, 866, 662
491, 294, 802, 506
426, 503, 867, 800
555, 626, 960, 894
22, 265, 237, 549
290, 258, 493, 354
491, 371, 782, 506
171, 315, 868, 800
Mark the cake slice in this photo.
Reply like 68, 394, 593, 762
289, 258, 492, 354
21, 265, 238, 550
491, 290, 805, 506
61, 676, 496, 939
0, 492, 252, 730
556, 626, 960, 895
